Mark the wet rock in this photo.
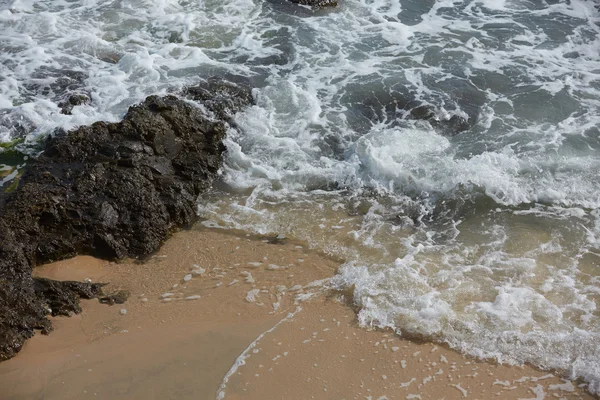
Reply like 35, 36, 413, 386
0, 110, 36, 140
16, 66, 93, 118
0, 220, 48, 361
32, 278, 106, 317
6, 94, 236, 261
97, 51, 124, 64
183, 76, 254, 122
26, 67, 87, 98
58, 93, 91, 115
99, 290, 131, 305
343, 79, 477, 138
0, 78, 254, 361
409, 105, 471, 136
267, 234, 288, 244
288, 0, 338, 8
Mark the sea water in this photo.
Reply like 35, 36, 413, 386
1, 0, 599, 393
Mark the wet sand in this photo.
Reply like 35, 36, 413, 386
0, 227, 593, 399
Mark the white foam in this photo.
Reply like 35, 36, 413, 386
3, 0, 600, 393
245, 289, 260, 303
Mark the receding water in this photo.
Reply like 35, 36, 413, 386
1, 0, 600, 393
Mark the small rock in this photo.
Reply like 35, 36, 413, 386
58, 93, 91, 115
99, 290, 130, 305
120, 309, 127, 315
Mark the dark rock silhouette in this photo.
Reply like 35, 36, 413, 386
0, 78, 254, 361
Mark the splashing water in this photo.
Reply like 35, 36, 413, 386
2, 0, 600, 392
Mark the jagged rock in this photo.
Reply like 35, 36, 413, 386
58, 93, 91, 115
183, 76, 255, 122
0, 220, 43, 360
4, 93, 243, 262
32, 278, 107, 317
0, 78, 254, 361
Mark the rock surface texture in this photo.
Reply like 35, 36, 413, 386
0, 78, 253, 361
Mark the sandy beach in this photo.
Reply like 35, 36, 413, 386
0, 226, 594, 400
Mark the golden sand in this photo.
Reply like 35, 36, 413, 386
0, 227, 593, 399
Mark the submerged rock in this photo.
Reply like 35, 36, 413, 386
342, 79, 478, 139
409, 105, 471, 136
0, 78, 254, 361
58, 93, 91, 115
288, 0, 338, 8
99, 290, 131, 305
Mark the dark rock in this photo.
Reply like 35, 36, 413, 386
409, 105, 471, 136
32, 278, 107, 317
0, 219, 50, 361
445, 115, 471, 134
6, 94, 236, 262
23, 67, 92, 116
183, 76, 255, 122
267, 234, 288, 244
288, 0, 338, 7
0, 78, 254, 361
563, 51, 580, 59
58, 93, 91, 115
26, 67, 88, 99
97, 51, 124, 64
342, 79, 477, 138
99, 290, 131, 305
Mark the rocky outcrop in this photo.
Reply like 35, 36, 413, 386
0, 78, 254, 361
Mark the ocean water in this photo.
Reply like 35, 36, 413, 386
1, 0, 600, 393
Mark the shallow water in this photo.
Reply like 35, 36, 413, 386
1, 0, 600, 393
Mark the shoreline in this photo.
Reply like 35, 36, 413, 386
0, 226, 594, 399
